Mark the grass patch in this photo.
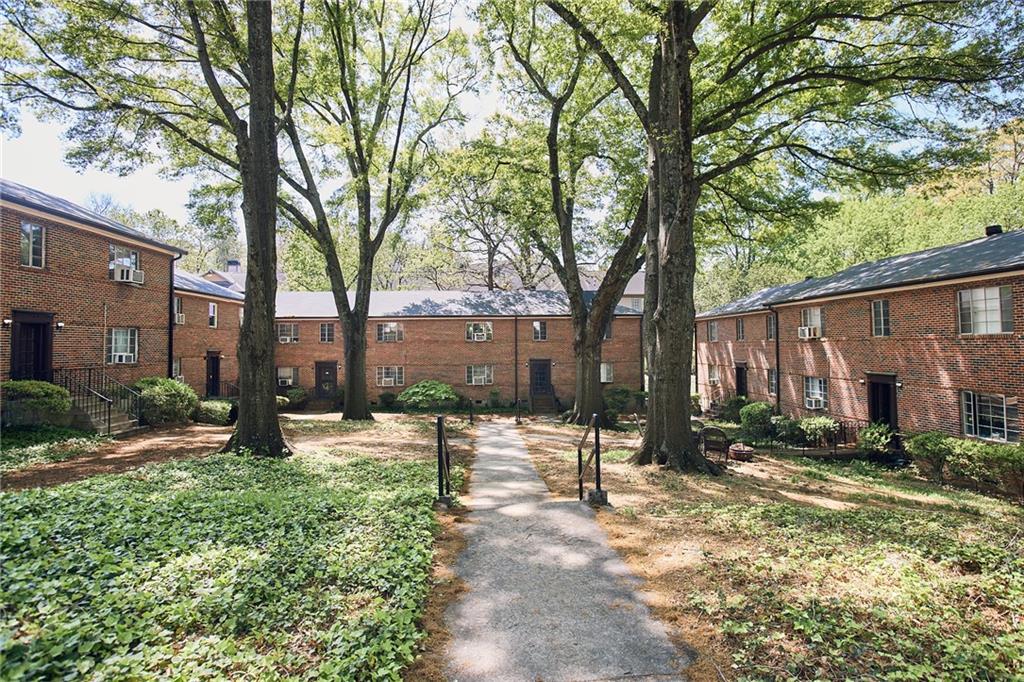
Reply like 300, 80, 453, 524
1, 450, 464, 679
1, 426, 108, 473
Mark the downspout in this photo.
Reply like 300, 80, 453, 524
692, 320, 698, 407
770, 306, 781, 414
513, 314, 519, 410
168, 253, 182, 377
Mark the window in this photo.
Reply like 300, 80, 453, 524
603, 318, 614, 340
766, 314, 776, 340
277, 323, 299, 343
465, 365, 494, 385
708, 365, 720, 384
107, 328, 138, 364
803, 376, 828, 409
533, 320, 547, 341
239, 307, 244, 327
108, 244, 139, 271
277, 367, 299, 387
736, 318, 745, 340
600, 363, 614, 383
376, 322, 404, 342
621, 295, 644, 312
708, 321, 718, 342
172, 357, 182, 380
173, 297, 184, 324
376, 366, 405, 387
208, 302, 218, 328
768, 368, 778, 395
962, 390, 1019, 442
320, 323, 335, 343
958, 285, 1013, 334
466, 322, 493, 342
20, 222, 44, 268
872, 299, 891, 337
801, 307, 824, 334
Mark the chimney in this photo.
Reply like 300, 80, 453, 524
985, 224, 1003, 237
226, 258, 241, 272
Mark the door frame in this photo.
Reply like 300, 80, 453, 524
314, 360, 339, 398
528, 358, 552, 396
205, 351, 221, 397
734, 361, 748, 398
10, 310, 54, 381
866, 372, 898, 428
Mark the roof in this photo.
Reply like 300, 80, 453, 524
0, 178, 185, 254
203, 269, 246, 293
175, 270, 245, 301
276, 289, 644, 318
698, 228, 1024, 319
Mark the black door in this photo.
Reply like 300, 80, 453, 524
10, 311, 53, 380
205, 352, 221, 397
529, 359, 552, 395
867, 374, 898, 428
735, 364, 748, 397
315, 361, 338, 398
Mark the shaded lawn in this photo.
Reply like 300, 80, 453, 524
521, 423, 1024, 681
1, 424, 467, 680
1, 426, 109, 473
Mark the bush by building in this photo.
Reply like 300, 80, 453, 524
738, 401, 773, 441
397, 381, 458, 410
193, 400, 233, 425
1, 380, 73, 427
139, 378, 199, 426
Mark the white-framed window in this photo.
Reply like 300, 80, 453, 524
375, 366, 405, 387
768, 368, 778, 395
320, 322, 335, 343
466, 364, 494, 385
708, 365, 720, 385
208, 302, 218, 328
958, 285, 1013, 334
871, 299, 891, 337
173, 297, 184, 324
803, 376, 828, 409
20, 221, 44, 268
736, 318, 745, 340
238, 307, 244, 327
766, 314, 776, 340
376, 322, 404, 342
107, 328, 138, 364
466, 321, 493, 342
600, 362, 614, 383
708, 321, 718, 342
533, 320, 547, 341
277, 367, 299, 387
962, 390, 1019, 442
277, 323, 299, 343
801, 307, 824, 334
621, 295, 644, 313
603, 318, 613, 340
172, 357, 182, 380
108, 244, 139, 271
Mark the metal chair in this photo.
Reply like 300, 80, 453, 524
699, 426, 731, 464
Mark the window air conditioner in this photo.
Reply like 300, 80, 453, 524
278, 378, 292, 386
279, 336, 292, 344
798, 326, 820, 339
111, 353, 134, 364
708, 378, 719, 385
131, 269, 145, 284
473, 332, 487, 341
175, 313, 185, 325
806, 397, 823, 409
112, 265, 134, 282
473, 376, 486, 385
381, 377, 395, 387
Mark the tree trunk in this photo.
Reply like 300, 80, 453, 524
341, 311, 372, 420
569, 332, 605, 425
224, 0, 289, 457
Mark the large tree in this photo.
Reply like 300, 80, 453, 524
546, 0, 1024, 470
2, 0, 300, 456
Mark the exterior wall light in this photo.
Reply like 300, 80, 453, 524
2, 319, 11, 327
56, 322, 66, 330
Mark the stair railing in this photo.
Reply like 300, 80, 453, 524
53, 368, 112, 434
101, 374, 142, 424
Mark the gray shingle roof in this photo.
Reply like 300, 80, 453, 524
698, 229, 1024, 318
1, 178, 185, 254
203, 269, 246, 293
276, 289, 643, 318
175, 270, 244, 301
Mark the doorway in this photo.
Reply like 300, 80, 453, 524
735, 363, 748, 397
529, 359, 552, 396
10, 311, 53, 381
205, 352, 221, 397
315, 361, 338, 398
867, 373, 898, 428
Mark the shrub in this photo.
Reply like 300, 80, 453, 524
276, 395, 290, 409
720, 395, 749, 423
739, 401, 773, 441
605, 386, 635, 413
799, 416, 839, 445
691, 393, 702, 416
286, 387, 309, 410
904, 431, 954, 481
1, 380, 72, 421
398, 380, 458, 409
986, 445, 1024, 500
488, 389, 502, 408
193, 400, 233, 426
945, 438, 1024, 497
139, 378, 198, 426
378, 392, 398, 409
133, 376, 167, 392
858, 422, 895, 453
604, 409, 619, 426
771, 415, 804, 445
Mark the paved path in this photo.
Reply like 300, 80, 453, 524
445, 421, 689, 681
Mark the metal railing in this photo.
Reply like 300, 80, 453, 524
215, 381, 240, 398
53, 368, 113, 434
577, 413, 605, 504
436, 415, 453, 503
53, 367, 142, 429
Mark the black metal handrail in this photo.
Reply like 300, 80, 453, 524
53, 367, 141, 428
576, 413, 603, 503
217, 381, 240, 398
102, 373, 142, 424
436, 415, 453, 503
53, 368, 113, 435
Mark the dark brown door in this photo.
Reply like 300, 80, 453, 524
205, 352, 221, 397
529, 359, 552, 395
315, 361, 338, 398
10, 311, 53, 380
735, 364, 748, 397
867, 374, 898, 428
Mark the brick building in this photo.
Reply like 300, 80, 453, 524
274, 290, 643, 411
696, 227, 1023, 442
172, 271, 244, 398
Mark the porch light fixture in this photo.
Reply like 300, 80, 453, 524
895, 382, 903, 389
858, 378, 865, 385
56, 322, 66, 330
2, 319, 11, 327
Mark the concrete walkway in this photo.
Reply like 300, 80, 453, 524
445, 421, 689, 681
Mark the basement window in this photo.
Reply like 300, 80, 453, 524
962, 390, 1018, 442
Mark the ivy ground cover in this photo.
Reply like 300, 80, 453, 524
1, 445, 464, 680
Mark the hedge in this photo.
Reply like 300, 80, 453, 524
139, 378, 199, 425
1, 380, 72, 414
397, 381, 457, 409
906, 431, 1024, 498
739, 401, 773, 441
193, 400, 234, 426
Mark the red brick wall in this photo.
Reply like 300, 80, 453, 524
171, 291, 242, 396
1, 205, 173, 385
273, 315, 644, 405
696, 274, 1024, 437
